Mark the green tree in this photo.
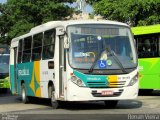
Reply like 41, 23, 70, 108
87, 0, 160, 26
0, 0, 75, 43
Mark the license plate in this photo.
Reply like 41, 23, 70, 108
101, 90, 113, 96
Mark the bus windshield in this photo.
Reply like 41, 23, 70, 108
0, 46, 9, 73
0, 55, 9, 64
0, 55, 9, 73
67, 24, 137, 70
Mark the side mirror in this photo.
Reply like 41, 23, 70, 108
56, 27, 65, 36
64, 37, 69, 49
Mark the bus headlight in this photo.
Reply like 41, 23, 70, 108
128, 74, 138, 86
71, 76, 77, 83
71, 76, 85, 87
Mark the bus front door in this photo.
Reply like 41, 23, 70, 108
59, 36, 66, 98
13, 47, 18, 93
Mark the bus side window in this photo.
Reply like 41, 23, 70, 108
18, 40, 23, 63
32, 33, 43, 61
42, 29, 55, 60
137, 38, 145, 58
22, 36, 32, 63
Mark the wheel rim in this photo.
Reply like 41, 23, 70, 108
51, 91, 55, 102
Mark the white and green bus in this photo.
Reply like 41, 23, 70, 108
10, 20, 138, 108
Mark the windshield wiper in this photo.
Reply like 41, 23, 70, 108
110, 50, 128, 74
88, 51, 102, 74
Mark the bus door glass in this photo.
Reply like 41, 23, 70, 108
59, 35, 66, 97
14, 47, 18, 93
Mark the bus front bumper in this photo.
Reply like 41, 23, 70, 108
66, 80, 139, 101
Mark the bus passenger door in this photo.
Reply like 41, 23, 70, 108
14, 47, 18, 93
12, 47, 18, 93
59, 35, 66, 98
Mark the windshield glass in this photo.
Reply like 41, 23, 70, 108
0, 55, 9, 64
67, 24, 137, 70
0, 46, 9, 73
0, 55, 9, 73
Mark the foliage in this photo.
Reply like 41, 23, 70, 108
87, 0, 160, 27
0, 0, 75, 44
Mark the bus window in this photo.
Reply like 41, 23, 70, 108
68, 25, 136, 70
18, 40, 23, 63
32, 33, 43, 61
0, 47, 9, 54
22, 36, 32, 63
0, 55, 9, 64
70, 34, 97, 64
42, 29, 55, 60
136, 35, 159, 58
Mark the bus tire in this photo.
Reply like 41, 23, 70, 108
21, 83, 29, 104
104, 100, 118, 108
139, 89, 153, 94
48, 85, 60, 109
1, 88, 8, 93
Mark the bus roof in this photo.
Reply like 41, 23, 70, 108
11, 20, 129, 47
131, 24, 160, 36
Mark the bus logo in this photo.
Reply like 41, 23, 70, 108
18, 69, 30, 76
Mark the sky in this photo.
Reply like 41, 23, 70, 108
0, 0, 6, 4
68, 2, 93, 13
84, 4, 93, 13
0, 0, 93, 13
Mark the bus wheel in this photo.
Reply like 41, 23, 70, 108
49, 86, 60, 109
104, 100, 118, 108
21, 84, 29, 104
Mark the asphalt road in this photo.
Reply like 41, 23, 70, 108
0, 90, 160, 120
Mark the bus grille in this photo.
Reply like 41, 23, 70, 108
87, 81, 107, 88
108, 81, 126, 88
87, 81, 126, 88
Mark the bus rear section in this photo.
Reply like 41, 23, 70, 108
0, 44, 10, 90
132, 24, 160, 90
